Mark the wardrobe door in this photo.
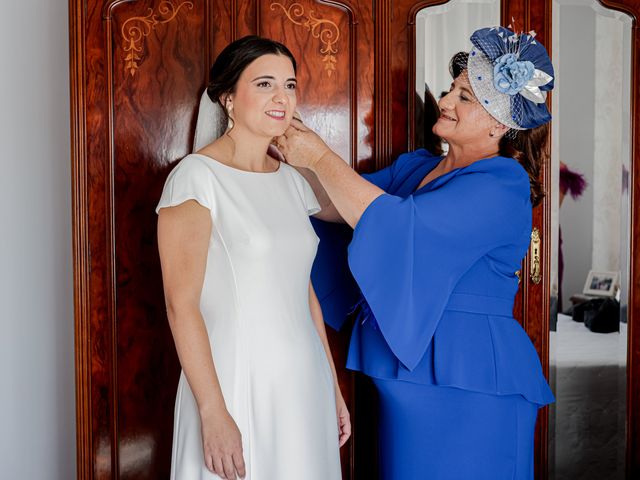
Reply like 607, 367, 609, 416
71, 1, 373, 478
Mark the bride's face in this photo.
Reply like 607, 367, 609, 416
228, 53, 297, 138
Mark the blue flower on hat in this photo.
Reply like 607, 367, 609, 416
469, 26, 555, 129
493, 53, 535, 95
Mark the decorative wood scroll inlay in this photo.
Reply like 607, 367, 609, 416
270, 2, 340, 77
121, 1, 193, 76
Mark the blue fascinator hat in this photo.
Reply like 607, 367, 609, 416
467, 26, 554, 130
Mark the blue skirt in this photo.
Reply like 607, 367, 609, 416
373, 378, 539, 480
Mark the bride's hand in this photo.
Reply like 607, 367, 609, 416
274, 119, 332, 170
200, 408, 246, 479
335, 388, 351, 447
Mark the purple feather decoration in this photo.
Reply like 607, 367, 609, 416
560, 165, 587, 199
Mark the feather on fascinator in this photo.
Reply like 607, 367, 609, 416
466, 26, 555, 130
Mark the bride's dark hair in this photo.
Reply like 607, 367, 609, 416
449, 51, 548, 207
207, 36, 297, 128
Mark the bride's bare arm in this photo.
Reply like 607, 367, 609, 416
158, 201, 246, 479
308, 281, 352, 447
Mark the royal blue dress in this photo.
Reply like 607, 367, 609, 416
311, 149, 554, 480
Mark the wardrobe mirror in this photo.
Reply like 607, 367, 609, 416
549, 1, 632, 479
414, 0, 500, 154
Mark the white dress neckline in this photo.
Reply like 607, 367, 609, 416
192, 152, 283, 175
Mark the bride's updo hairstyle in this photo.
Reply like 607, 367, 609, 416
207, 36, 297, 128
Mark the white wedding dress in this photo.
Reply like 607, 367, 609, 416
156, 153, 341, 480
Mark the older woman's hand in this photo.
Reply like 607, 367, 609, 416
275, 119, 332, 170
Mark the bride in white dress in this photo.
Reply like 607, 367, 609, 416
156, 36, 349, 480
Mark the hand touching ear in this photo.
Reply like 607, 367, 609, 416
274, 119, 332, 170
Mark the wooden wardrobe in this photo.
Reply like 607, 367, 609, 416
69, 0, 640, 478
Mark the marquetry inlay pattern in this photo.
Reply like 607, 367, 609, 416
122, 1, 193, 76
270, 2, 340, 76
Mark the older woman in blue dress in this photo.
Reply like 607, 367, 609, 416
277, 27, 555, 479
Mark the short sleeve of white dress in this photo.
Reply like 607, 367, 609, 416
288, 166, 321, 216
155, 155, 215, 213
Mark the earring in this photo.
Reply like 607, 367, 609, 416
225, 102, 234, 131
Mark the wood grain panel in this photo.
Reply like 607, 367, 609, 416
71, 0, 208, 478
109, 1, 204, 477
237, 0, 257, 36
88, 1, 121, 477
210, 0, 235, 63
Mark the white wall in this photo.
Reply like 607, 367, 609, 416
0, 2, 76, 479
556, 4, 596, 310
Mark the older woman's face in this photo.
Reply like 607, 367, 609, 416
432, 70, 497, 146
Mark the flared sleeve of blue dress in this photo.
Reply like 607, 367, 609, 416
310, 218, 358, 331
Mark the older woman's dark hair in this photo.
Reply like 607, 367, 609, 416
207, 36, 297, 124
449, 52, 547, 207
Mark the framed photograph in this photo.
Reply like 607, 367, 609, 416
583, 270, 619, 297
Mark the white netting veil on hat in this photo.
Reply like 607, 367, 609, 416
467, 47, 523, 130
